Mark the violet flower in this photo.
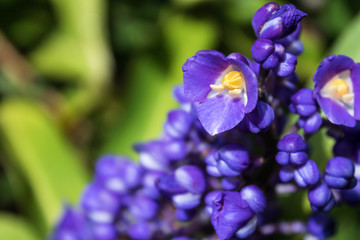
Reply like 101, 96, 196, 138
314, 55, 360, 127
183, 50, 258, 135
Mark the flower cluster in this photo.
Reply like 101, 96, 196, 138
52, 2, 360, 240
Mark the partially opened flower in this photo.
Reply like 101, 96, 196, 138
314, 55, 360, 127
183, 50, 258, 135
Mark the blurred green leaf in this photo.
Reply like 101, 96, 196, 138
330, 10, 360, 61
0, 213, 40, 240
0, 99, 88, 231
101, 13, 218, 158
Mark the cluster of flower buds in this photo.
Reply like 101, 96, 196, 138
52, 2, 360, 240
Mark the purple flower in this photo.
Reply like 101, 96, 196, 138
290, 88, 317, 117
183, 50, 258, 135
128, 221, 152, 240
314, 55, 360, 127
211, 191, 255, 240
252, 3, 306, 40
308, 183, 335, 212
324, 157, 356, 189
279, 165, 294, 183
175, 208, 196, 222
307, 213, 336, 240
128, 194, 159, 220
340, 164, 360, 205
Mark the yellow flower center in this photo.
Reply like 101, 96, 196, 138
328, 78, 350, 99
222, 71, 244, 90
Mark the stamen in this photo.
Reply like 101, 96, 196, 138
342, 93, 354, 103
328, 78, 350, 99
210, 84, 225, 92
222, 71, 244, 90
228, 89, 242, 98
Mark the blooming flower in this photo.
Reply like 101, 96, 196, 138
314, 55, 360, 127
183, 50, 258, 135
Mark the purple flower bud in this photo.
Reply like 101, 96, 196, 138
278, 133, 307, 152
80, 183, 121, 223
172, 237, 197, 240
279, 165, 294, 182
173, 84, 191, 105
341, 179, 360, 205
172, 192, 201, 210
244, 101, 275, 133
251, 39, 275, 63
142, 171, 164, 199
308, 183, 335, 212
262, 54, 279, 69
95, 155, 141, 194
274, 43, 285, 58
291, 89, 317, 117
276, 151, 290, 165
294, 160, 320, 187
240, 185, 267, 214
128, 221, 152, 240
174, 165, 206, 194
252, 2, 280, 37
205, 191, 222, 216
235, 216, 258, 239
164, 109, 193, 139
91, 223, 117, 240
206, 151, 222, 177
307, 213, 336, 239
222, 177, 241, 190
52, 206, 89, 240
324, 157, 356, 189
298, 113, 323, 134
156, 173, 187, 196
216, 144, 250, 177
254, 4, 306, 40
135, 141, 170, 171
129, 194, 159, 220
163, 139, 187, 161
273, 53, 297, 78
175, 208, 196, 222
211, 191, 255, 240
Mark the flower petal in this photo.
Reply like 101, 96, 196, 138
196, 95, 245, 135
350, 63, 360, 119
316, 96, 356, 127
183, 50, 230, 102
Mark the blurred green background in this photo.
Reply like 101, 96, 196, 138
1, 0, 360, 239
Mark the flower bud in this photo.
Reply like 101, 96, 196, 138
277, 134, 308, 166
128, 221, 152, 240
294, 160, 320, 187
244, 101, 275, 133
240, 185, 266, 214
164, 109, 193, 139
211, 191, 255, 240
307, 213, 336, 240
175, 165, 206, 194
216, 144, 250, 177
95, 155, 142, 194
308, 183, 335, 212
324, 157, 356, 189
80, 183, 121, 223
129, 194, 159, 220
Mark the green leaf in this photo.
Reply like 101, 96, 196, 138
0, 213, 40, 240
330, 11, 360, 61
0, 99, 89, 231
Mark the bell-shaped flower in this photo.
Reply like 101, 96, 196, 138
211, 191, 255, 240
313, 55, 360, 127
183, 50, 258, 135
